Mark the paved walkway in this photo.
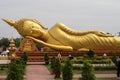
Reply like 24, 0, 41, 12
0, 75, 7, 79
25, 65, 54, 80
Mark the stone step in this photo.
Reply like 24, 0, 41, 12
27, 57, 44, 62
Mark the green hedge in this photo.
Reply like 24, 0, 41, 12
73, 65, 116, 71
73, 65, 82, 70
94, 66, 116, 71
73, 59, 112, 64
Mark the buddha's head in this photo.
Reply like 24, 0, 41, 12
2, 18, 48, 38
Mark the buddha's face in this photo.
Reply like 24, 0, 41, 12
2, 18, 47, 39
21, 20, 45, 38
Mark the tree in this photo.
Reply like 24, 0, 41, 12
54, 58, 61, 78
87, 49, 94, 59
21, 52, 28, 64
14, 38, 22, 48
80, 61, 96, 80
0, 37, 9, 47
44, 53, 49, 65
35, 42, 43, 50
111, 52, 118, 66
6, 59, 25, 80
50, 56, 56, 74
62, 59, 73, 80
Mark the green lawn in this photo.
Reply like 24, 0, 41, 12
0, 68, 7, 80
74, 70, 116, 74
97, 78, 119, 80
0, 68, 8, 75
0, 79, 5, 80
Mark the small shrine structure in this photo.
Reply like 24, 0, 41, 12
16, 38, 45, 62
8, 37, 17, 62
17, 38, 39, 53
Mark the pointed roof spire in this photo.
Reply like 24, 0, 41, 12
8, 36, 16, 51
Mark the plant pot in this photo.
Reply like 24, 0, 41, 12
51, 69, 55, 74
45, 61, 49, 65
55, 72, 61, 78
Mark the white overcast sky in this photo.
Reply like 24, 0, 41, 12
0, 0, 120, 38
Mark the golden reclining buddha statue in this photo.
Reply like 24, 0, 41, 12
2, 18, 120, 51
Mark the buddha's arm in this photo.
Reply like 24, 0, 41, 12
26, 36, 73, 51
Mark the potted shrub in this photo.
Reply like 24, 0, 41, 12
21, 52, 28, 64
50, 56, 56, 74
80, 61, 96, 80
44, 53, 49, 65
62, 59, 73, 80
86, 49, 94, 59
111, 52, 117, 66
6, 59, 24, 80
54, 58, 61, 78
